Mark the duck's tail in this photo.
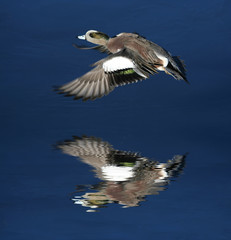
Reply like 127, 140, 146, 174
165, 56, 188, 83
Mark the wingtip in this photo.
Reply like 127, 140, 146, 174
53, 85, 64, 93
54, 85, 98, 101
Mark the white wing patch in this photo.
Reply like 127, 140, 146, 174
102, 165, 134, 181
103, 56, 135, 72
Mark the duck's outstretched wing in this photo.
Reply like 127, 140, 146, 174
57, 64, 114, 100
56, 49, 151, 101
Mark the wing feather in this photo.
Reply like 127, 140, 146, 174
56, 49, 152, 100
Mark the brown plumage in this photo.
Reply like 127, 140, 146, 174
57, 30, 187, 101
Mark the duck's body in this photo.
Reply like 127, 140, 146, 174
58, 30, 187, 101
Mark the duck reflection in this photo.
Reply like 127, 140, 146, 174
57, 136, 186, 211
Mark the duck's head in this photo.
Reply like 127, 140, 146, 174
77, 30, 109, 45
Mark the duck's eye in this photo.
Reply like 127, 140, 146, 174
90, 32, 109, 40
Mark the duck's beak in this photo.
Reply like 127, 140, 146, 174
77, 35, 86, 40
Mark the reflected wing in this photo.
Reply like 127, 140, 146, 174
57, 136, 114, 168
57, 136, 143, 169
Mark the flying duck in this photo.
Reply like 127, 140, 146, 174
57, 30, 187, 101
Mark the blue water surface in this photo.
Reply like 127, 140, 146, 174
1, 0, 231, 239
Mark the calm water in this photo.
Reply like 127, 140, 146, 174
1, 0, 231, 239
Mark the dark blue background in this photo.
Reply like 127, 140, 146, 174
1, 0, 231, 239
